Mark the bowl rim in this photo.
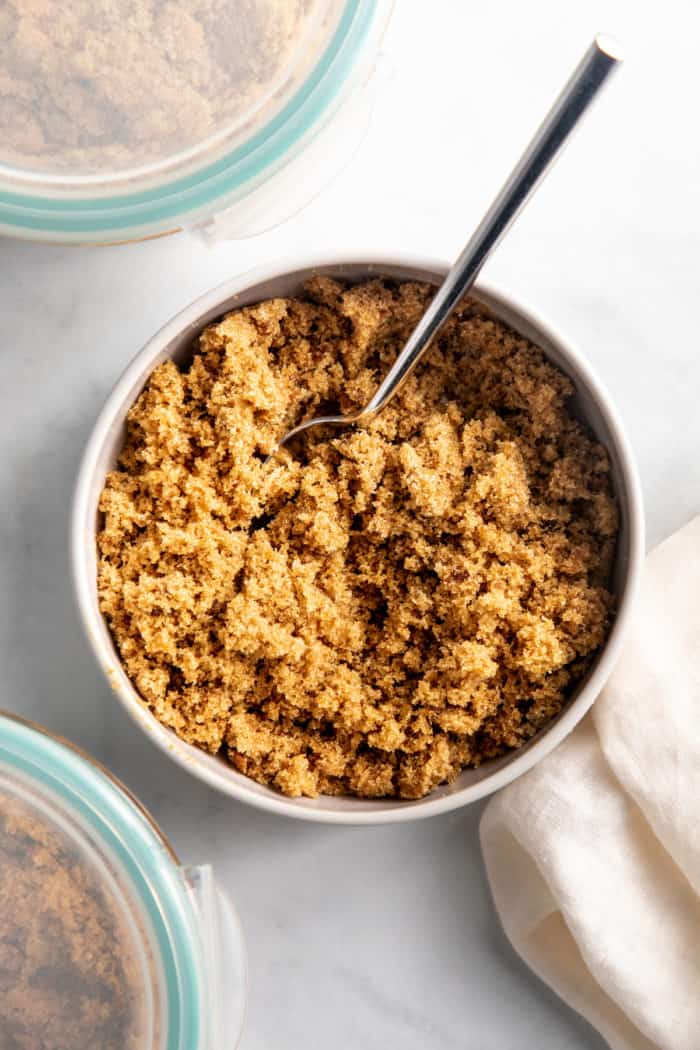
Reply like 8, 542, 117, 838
71, 252, 645, 825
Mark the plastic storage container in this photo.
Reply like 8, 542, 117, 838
0, 711, 246, 1048
0, 0, 393, 244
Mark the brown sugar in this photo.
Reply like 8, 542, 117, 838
0, 788, 142, 1047
0, 0, 310, 172
98, 279, 618, 799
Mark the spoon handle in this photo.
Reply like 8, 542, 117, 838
364, 34, 623, 418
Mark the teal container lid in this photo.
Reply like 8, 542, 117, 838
0, 0, 390, 242
0, 712, 245, 1049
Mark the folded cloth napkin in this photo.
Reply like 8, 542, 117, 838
480, 516, 700, 1050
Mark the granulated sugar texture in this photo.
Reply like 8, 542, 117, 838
98, 279, 618, 799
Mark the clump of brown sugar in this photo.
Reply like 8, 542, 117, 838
98, 278, 618, 799
0, 788, 143, 1047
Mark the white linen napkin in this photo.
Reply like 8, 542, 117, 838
480, 516, 700, 1050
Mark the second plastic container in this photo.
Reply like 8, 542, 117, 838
0, 711, 246, 1048
0, 0, 393, 244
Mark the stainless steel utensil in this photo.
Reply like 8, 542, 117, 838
270, 33, 622, 457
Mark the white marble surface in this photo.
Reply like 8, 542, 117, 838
1, 2, 699, 1047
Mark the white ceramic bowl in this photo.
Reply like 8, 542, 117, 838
72, 255, 644, 824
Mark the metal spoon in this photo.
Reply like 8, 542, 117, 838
272, 34, 623, 457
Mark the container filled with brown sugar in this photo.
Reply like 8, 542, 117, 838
72, 257, 644, 823
0, 0, 393, 243
0, 711, 246, 1048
